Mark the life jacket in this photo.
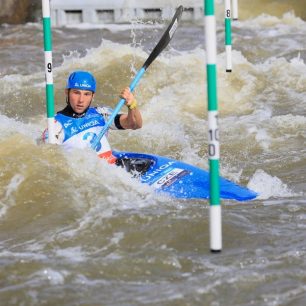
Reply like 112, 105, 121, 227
55, 107, 116, 163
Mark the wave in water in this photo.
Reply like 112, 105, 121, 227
0, 10, 306, 306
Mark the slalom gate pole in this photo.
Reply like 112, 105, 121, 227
225, 0, 232, 72
204, 0, 222, 252
232, 0, 239, 20
42, 0, 56, 143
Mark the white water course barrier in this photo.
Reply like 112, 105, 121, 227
50, 0, 204, 26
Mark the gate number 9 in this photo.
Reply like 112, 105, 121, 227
47, 62, 52, 73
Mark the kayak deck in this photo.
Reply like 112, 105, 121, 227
113, 151, 257, 201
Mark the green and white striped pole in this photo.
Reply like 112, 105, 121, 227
42, 0, 56, 143
204, 0, 222, 252
225, 0, 232, 72
232, 0, 239, 20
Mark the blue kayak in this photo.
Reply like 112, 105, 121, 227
113, 151, 257, 201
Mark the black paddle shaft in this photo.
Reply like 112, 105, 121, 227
143, 5, 184, 70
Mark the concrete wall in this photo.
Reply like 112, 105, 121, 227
0, 0, 41, 24
50, 0, 203, 26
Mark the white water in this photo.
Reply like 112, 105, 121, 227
0, 7, 306, 306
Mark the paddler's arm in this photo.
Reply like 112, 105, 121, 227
119, 87, 143, 130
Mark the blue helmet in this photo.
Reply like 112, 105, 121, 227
66, 71, 96, 92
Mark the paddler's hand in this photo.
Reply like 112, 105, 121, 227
121, 87, 137, 110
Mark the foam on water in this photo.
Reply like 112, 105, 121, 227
52, 148, 159, 235
244, 11, 306, 29
0, 174, 25, 217
0, 10, 306, 305
0, 29, 305, 199
247, 169, 296, 199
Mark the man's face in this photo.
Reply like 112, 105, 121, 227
66, 88, 94, 114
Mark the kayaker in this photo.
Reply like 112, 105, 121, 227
42, 70, 142, 163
